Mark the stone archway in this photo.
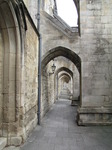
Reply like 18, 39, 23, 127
42, 46, 81, 73
0, 0, 25, 145
41, 46, 81, 117
58, 74, 72, 100
54, 67, 73, 101
0, 0, 40, 145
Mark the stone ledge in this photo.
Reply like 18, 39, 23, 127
41, 11, 79, 39
78, 121, 112, 126
77, 107, 112, 126
78, 107, 112, 114
3, 146, 20, 150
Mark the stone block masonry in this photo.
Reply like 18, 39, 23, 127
0, 1, 39, 147
0, 30, 3, 134
21, 17, 38, 140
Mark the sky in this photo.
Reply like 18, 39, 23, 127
56, 0, 78, 27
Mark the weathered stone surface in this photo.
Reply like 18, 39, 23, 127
0, 1, 39, 146
3, 146, 20, 150
10, 137, 22, 146
21, 16, 38, 140
0, 138, 7, 150
0, 30, 3, 134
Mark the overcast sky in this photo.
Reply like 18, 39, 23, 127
56, 0, 78, 27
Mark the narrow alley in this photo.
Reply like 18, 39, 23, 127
19, 88, 112, 150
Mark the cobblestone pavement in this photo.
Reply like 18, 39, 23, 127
5, 99, 112, 150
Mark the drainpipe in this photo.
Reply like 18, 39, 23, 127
57, 75, 58, 100
37, 0, 41, 125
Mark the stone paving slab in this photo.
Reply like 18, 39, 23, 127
4, 99, 112, 150
3, 146, 20, 150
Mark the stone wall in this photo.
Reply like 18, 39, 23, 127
23, 17, 38, 138
0, 30, 3, 134
0, 1, 39, 146
41, 61, 55, 117
0, 1, 20, 145
23, 0, 37, 26
73, 66, 80, 101
41, 67, 49, 117
43, 0, 55, 16
79, 0, 112, 125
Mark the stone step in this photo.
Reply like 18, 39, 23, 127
59, 89, 71, 100
59, 94, 70, 99
3, 146, 20, 150
0, 138, 7, 150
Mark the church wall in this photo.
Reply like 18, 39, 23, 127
79, 0, 112, 125
0, 1, 21, 145
0, 0, 39, 146
41, 68, 49, 117
23, 17, 38, 138
23, 0, 37, 26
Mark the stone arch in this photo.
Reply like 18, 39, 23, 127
54, 67, 73, 100
73, 0, 79, 13
59, 73, 71, 86
58, 73, 71, 80
59, 75, 70, 83
59, 74, 72, 94
54, 67, 73, 78
0, 0, 23, 140
42, 46, 81, 73
59, 75, 70, 89
41, 46, 81, 113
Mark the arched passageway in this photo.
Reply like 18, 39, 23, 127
54, 67, 73, 101
41, 46, 81, 118
58, 74, 72, 100
42, 46, 81, 73
58, 73, 72, 93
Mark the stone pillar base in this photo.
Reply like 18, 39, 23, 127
70, 95, 80, 106
71, 100, 79, 106
77, 107, 112, 126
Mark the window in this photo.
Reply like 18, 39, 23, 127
56, 0, 78, 27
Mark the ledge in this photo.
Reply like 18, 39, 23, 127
78, 121, 112, 126
78, 107, 112, 114
77, 107, 112, 126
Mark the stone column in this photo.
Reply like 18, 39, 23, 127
72, 67, 80, 106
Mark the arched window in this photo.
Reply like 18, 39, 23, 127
56, 0, 78, 27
